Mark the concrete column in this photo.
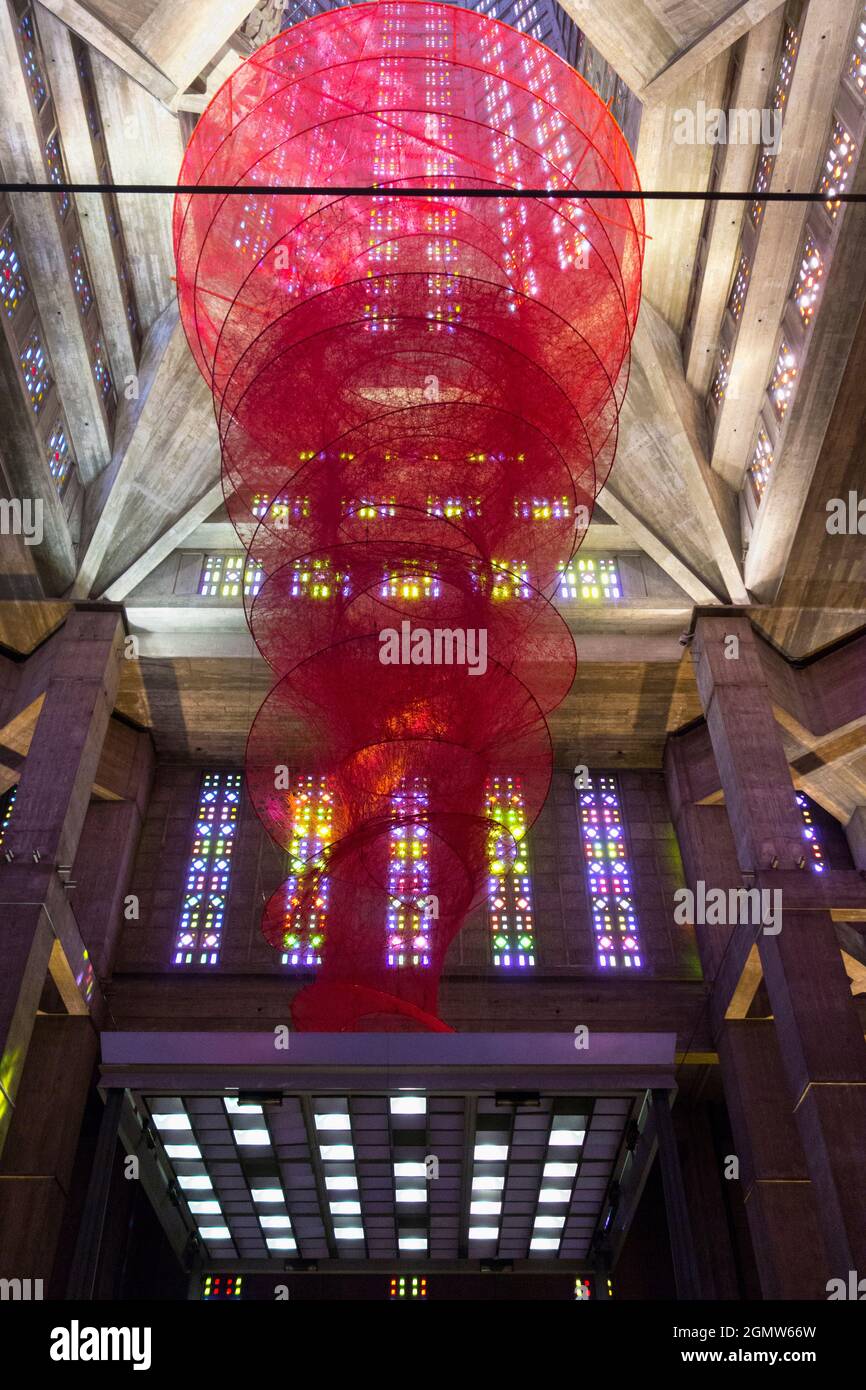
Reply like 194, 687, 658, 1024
0, 1015, 97, 1286
0, 609, 123, 1152
664, 719, 831, 1297
66, 1088, 124, 1300
652, 1089, 702, 1300
674, 1101, 740, 1300
719, 1022, 829, 1299
692, 612, 866, 1279
845, 807, 866, 871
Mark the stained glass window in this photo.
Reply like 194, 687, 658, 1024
796, 792, 825, 874
558, 556, 621, 601
0, 221, 28, 319
710, 345, 730, 407
70, 243, 93, 316
749, 151, 774, 228
769, 339, 798, 420
747, 427, 774, 503
173, 772, 242, 966
819, 120, 857, 219
490, 559, 531, 600
513, 496, 572, 520
17, 9, 47, 113
18, 328, 51, 415
793, 233, 824, 326
381, 566, 441, 600
727, 253, 750, 322
848, 5, 866, 96
0, 784, 17, 847
76, 41, 101, 139
251, 493, 310, 520
91, 336, 113, 401
289, 557, 349, 599
426, 494, 479, 518
390, 1275, 427, 1299
202, 1275, 243, 1300
343, 495, 395, 519
772, 24, 799, 112
577, 774, 642, 969
44, 134, 71, 220
387, 779, 431, 968
46, 417, 73, 492
199, 554, 263, 598
486, 775, 535, 968
281, 774, 333, 967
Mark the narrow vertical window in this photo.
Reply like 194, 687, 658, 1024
747, 427, 774, 503
768, 339, 798, 420
174, 772, 242, 966
387, 779, 431, 968
0, 220, 28, 319
0, 784, 17, 847
577, 774, 642, 969
796, 792, 826, 873
486, 775, 535, 967
282, 773, 332, 967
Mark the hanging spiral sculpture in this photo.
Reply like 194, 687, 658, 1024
173, 0, 643, 1031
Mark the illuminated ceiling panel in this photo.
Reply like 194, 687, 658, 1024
142, 1089, 634, 1264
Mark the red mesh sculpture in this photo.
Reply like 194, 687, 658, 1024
173, 0, 643, 1031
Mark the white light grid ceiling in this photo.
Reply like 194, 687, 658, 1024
145, 1091, 633, 1263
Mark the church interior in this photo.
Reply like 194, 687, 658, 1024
1, 0, 866, 1315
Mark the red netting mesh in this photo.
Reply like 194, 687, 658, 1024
173, 0, 643, 1031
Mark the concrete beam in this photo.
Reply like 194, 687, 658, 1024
629, 303, 749, 603
90, 49, 185, 334
556, 0, 676, 97
0, 3, 112, 482
683, 10, 784, 395
37, 8, 139, 390
643, 0, 787, 103
711, 0, 862, 488
638, 52, 732, 331
597, 486, 719, 605
101, 480, 224, 600
132, 0, 260, 97
75, 306, 220, 598
0, 386, 77, 598
745, 202, 866, 605
34, 0, 176, 102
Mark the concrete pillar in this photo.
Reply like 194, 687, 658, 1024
674, 1101, 740, 1300
0, 609, 123, 1152
692, 613, 866, 1279
665, 718, 831, 1297
72, 726, 153, 979
0, 1015, 97, 1286
66, 1088, 124, 1300
652, 1089, 702, 1300
719, 1023, 829, 1299
845, 807, 866, 871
